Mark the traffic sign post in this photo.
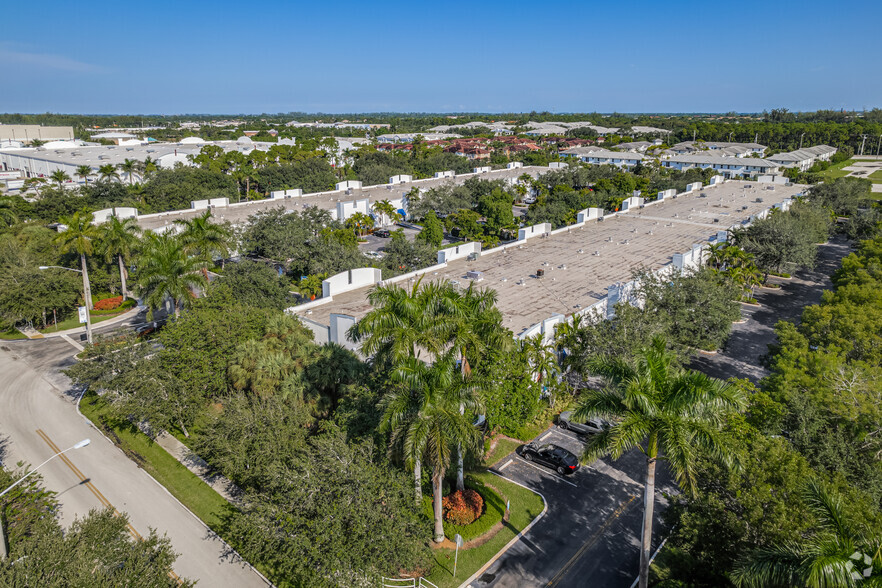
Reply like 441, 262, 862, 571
454, 533, 463, 577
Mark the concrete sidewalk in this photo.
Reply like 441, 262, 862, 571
154, 431, 242, 504
18, 306, 144, 340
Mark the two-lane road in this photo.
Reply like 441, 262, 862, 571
0, 342, 268, 587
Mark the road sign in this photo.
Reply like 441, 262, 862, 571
454, 533, 463, 577
78, 306, 87, 324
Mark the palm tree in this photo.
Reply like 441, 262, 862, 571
345, 212, 374, 237
75, 165, 92, 185
392, 355, 482, 543
174, 210, 233, 278
350, 278, 453, 363
0, 197, 19, 228
440, 283, 509, 491
98, 164, 120, 182
118, 159, 138, 185
142, 156, 158, 178
732, 480, 882, 588
372, 199, 401, 227
137, 232, 207, 318
574, 337, 746, 588
49, 169, 71, 188
524, 334, 562, 406
98, 216, 140, 297
54, 211, 100, 310
351, 279, 459, 502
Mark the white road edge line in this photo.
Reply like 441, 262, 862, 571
498, 458, 513, 471
458, 472, 549, 588
74, 387, 276, 587
512, 456, 579, 487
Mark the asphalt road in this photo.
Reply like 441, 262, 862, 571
0, 339, 268, 587
472, 426, 676, 588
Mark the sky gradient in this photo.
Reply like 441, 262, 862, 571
3, 0, 880, 114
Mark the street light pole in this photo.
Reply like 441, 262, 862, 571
38, 266, 92, 344
0, 438, 90, 560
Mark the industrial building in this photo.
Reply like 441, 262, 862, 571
289, 179, 803, 348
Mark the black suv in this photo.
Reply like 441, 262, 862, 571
373, 229, 391, 238
521, 443, 580, 475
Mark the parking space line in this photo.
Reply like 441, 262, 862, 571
539, 431, 554, 441
511, 456, 579, 487
498, 458, 514, 471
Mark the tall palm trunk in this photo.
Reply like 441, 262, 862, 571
414, 458, 422, 504
639, 437, 658, 588
456, 356, 469, 492
432, 471, 445, 543
80, 254, 93, 310
118, 255, 128, 298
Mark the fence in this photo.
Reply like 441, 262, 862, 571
381, 578, 439, 588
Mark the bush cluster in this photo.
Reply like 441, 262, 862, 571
442, 488, 484, 526
94, 296, 123, 311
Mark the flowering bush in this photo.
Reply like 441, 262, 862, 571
442, 489, 484, 526
94, 296, 123, 311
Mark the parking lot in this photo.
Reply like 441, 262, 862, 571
471, 424, 677, 588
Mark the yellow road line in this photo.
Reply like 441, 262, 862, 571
546, 494, 638, 587
35, 429, 180, 583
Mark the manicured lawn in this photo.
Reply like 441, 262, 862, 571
425, 471, 545, 588
0, 328, 27, 340
484, 438, 522, 467
817, 159, 856, 181
869, 170, 882, 184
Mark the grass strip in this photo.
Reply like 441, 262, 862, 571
484, 438, 522, 468
425, 471, 544, 588
78, 391, 282, 584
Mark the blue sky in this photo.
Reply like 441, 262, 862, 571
3, 0, 880, 114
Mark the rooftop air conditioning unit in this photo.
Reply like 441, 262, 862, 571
536, 269, 545, 278
755, 197, 763, 203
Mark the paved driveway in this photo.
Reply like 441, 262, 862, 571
471, 426, 676, 588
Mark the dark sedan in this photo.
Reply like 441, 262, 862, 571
521, 442, 581, 475
373, 229, 391, 238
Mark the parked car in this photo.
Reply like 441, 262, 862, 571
521, 442, 580, 475
373, 229, 391, 238
558, 411, 608, 435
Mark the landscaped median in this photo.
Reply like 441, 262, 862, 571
424, 471, 545, 588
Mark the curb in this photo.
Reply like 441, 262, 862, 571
36, 306, 142, 339
75, 388, 276, 588
457, 472, 549, 588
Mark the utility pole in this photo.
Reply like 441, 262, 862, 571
799, 132, 805, 149
860, 134, 868, 156
876, 134, 881, 156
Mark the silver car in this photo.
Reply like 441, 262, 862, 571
558, 411, 607, 435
